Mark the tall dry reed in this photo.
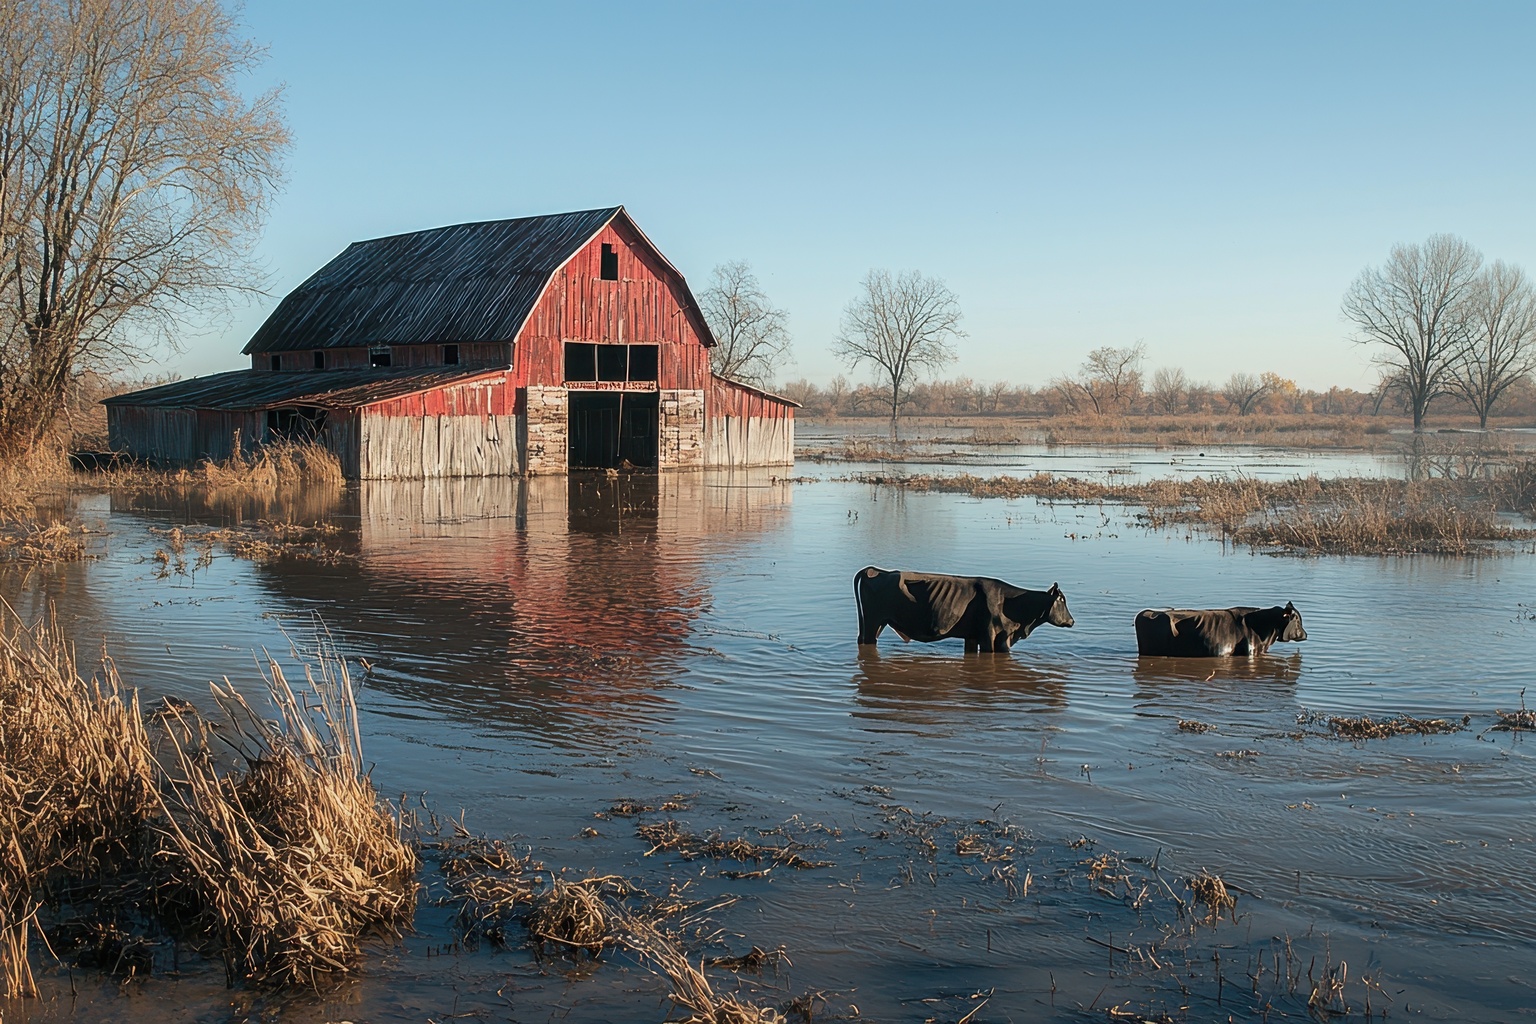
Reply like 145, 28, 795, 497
0, 602, 156, 997
194, 439, 345, 492
153, 637, 417, 986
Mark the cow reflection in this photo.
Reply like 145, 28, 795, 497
1131, 652, 1303, 697
853, 646, 1068, 728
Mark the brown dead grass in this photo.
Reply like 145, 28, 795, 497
1043, 413, 1383, 450
1328, 714, 1466, 739
851, 466, 1536, 555
0, 522, 90, 563
191, 440, 344, 493
153, 644, 418, 986
1187, 871, 1236, 919
619, 918, 787, 1024
0, 603, 157, 997
0, 601, 416, 993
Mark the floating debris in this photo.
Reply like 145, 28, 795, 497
1328, 714, 1465, 739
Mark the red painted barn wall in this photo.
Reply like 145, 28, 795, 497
363, 374, 519, 418
707, 376, 796, 421
514, 218, 713, 390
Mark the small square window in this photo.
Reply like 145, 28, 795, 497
597, 344, 628, 382
313, 350, 326, 370
600, 243, 619, 281
443, 344, 460, 366
370, 347, 392, 368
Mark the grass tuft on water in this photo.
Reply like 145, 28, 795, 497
153, 640, 418, 987
619, 918, 787, 1024
1328, 714, 1466, 739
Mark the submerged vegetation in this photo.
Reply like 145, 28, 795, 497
851, 460, 1536, 555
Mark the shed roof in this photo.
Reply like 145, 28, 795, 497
103, 367, 506, 412
243, 206, 715, 354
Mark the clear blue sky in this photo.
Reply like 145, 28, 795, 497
177, 0, 1536, 392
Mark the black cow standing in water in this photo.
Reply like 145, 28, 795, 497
1134, 603, 1307, 657
853, 566, 1074, 653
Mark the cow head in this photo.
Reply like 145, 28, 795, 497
1279, 602, 1307, 642
1046, 583, 1074, 628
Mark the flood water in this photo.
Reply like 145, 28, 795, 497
5, 452, 1535, 1022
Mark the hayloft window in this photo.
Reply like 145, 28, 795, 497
600, 243, 619, 281
270, 355, 281, 371
565, 342, 596, 382
313, 350, 326, 370
443, 344, 460, 366
597, 344, 628, 382
370, 346, 391, 368
628, 344, 658, 382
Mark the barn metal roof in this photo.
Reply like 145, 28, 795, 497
103, 367, 507, 411
242, 206, 715, 354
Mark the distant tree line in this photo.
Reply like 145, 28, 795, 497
778, 364, 1536, 422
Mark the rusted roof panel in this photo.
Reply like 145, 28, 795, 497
103, 367, 507, 412
244, 207, 623, 354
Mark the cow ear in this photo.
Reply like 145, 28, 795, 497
1284, 601, 1296, 613
1050, 583, 1060, 595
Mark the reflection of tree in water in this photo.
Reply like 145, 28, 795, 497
852, 646, 1068, 726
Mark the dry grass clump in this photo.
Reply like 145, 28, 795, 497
1492, 689, 1535, 731
0, 603, 157, 997
0, 442, 75, 523
636, 820, 831, 874
1327, 714, 1466, 739
153, 647, 417, 987
193, 439, 345, 493
0, 522, 90, 563
525, 875, 629, 956
619, 918, 787, 1024
1187, 871, 1236, 919
1177, 719, 1213, 733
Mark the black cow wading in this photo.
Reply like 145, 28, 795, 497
853, 566, 1074, 653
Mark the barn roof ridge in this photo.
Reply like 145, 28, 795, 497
243, 205, 717, 354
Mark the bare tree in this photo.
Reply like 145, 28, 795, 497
1342, 234, 1483, 431
1222, 372, 1273, 416
1447, 261, 1536, 429
698, 260, 792, 388
0, 0, 288, 453
1150, 366, 1188, 414
834, 269, 964, 438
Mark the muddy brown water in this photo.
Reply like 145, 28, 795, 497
4, 457, 1535, 1022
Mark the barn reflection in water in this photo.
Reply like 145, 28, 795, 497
109, 472, 792, 743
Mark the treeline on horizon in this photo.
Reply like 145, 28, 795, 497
775, 369, 1536, 423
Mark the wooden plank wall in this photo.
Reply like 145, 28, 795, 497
515, 220, 712, 391
108, 407, 264, 463
703, 377, 796, 467
358, 412, 519, 479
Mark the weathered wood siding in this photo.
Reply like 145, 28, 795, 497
355, 374, 520, 479
108, 407, 264, 464
704, 377, 795, 467
514, 219, 712, 390
520, 385, 568, 474
357, 412, 518, 479
658, 389, 705, 469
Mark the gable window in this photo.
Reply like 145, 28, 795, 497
565, 342, 597, 381
270, 355, 281, 371
370, 346, 392, 368
443, 344, 460, 366
313, 350, 326, 370
600, 243, 619, 281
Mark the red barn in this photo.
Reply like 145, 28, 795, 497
106, 207, 796, 477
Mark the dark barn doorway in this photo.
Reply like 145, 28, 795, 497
567, 391, 659, 469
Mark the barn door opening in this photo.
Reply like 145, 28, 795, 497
567, 391, 658, 469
